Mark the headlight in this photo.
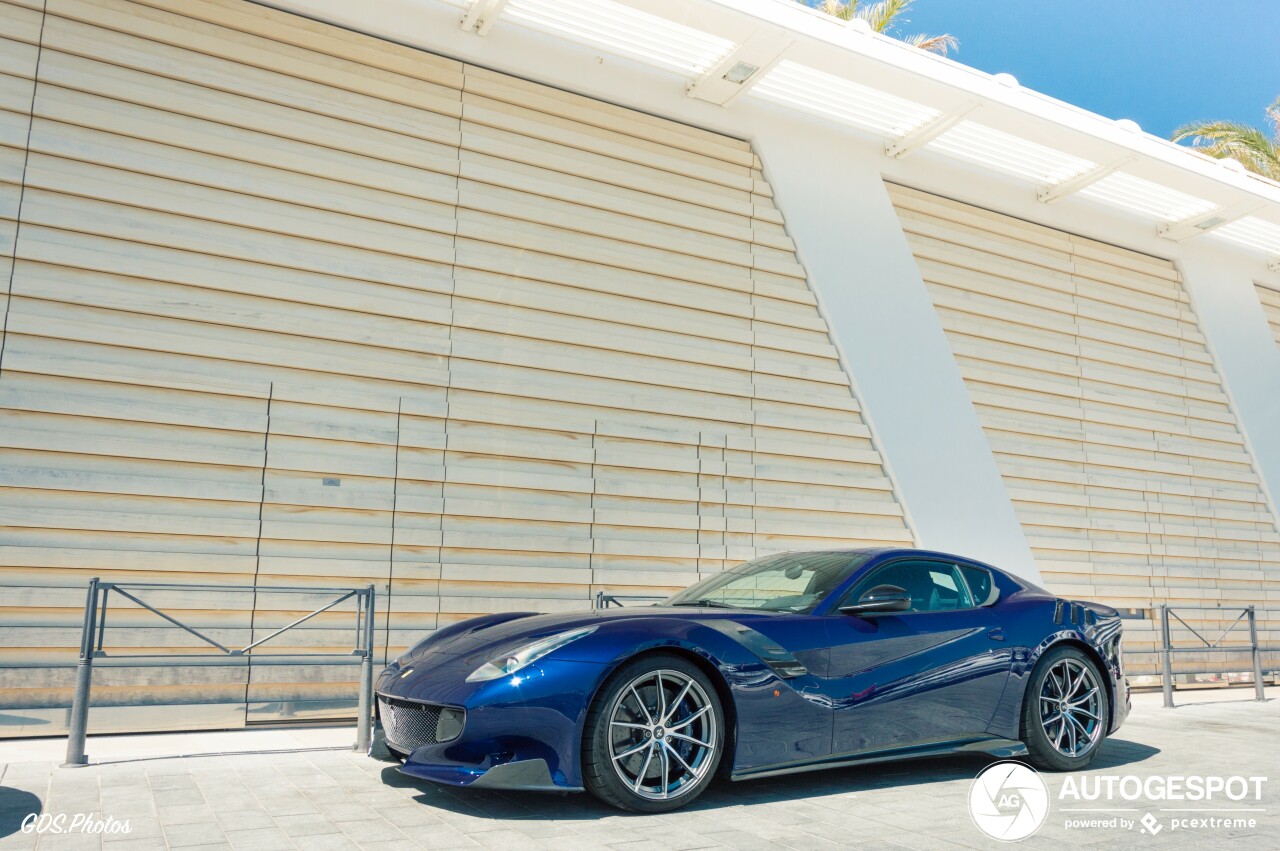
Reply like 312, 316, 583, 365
465, 626, 597, 682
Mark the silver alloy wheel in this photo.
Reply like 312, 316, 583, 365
1039, 658, 1103, 758
607, 668, 717, 800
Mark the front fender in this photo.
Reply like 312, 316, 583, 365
559, 618, 833, 775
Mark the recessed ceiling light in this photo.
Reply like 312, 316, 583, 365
722, 62, 760, 85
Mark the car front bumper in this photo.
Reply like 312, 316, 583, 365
375, 657, 608, 792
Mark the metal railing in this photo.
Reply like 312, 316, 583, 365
594, 592, 667, 609
64, 578, 376, 767
1152, 604, 1268, 709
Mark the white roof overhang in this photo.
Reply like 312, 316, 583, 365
271, 0, 1280, 271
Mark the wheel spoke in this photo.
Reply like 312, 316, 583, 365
611, 721, 648, 731
663, 680, 693, 726
657, 739, 670, 798
667, 704, 709, 731
613, 739, 650, 761
1065, 714, 1077, 754
662, 740, 696, 776
1069, 665, 1085, 699
668, 731, 711, 748
1050, 667, 1065, 699
1053, 718, 1067, 750
629, 685, 654, 726
1068, 687, 1098, 707
632, 743, 654, 793
656, 671, 667, 722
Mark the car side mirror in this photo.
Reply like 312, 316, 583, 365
840, 584, 912, 616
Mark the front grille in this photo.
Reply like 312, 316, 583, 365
379, 696, 448, 750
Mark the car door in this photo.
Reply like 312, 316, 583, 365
823, 559, 1012, 756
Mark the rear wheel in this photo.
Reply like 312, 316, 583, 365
582, 654, 724, 812
1021, 645, 1109, 771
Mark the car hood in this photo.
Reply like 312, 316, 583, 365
396, 606, 766, 668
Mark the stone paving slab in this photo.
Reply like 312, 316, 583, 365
1, 693, 1277, 850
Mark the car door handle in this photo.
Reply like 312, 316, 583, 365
987, 627, 1005, 641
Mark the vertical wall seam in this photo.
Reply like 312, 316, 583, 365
384, 397, 403, 665
243, 381, 273, 725
0, 0, 49, 377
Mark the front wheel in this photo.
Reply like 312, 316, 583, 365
582, 654, 724, 812
1021, 645, 1110, 771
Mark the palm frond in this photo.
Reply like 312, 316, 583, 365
807, 0, 958, 53
901, 32, 957, 55
854, 0, 912, 33
1172, 119, 1280, 179
817, 0, 857, 22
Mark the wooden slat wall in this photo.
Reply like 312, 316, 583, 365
0, 0, 910, 735
1257, 283, 1280, 347
890, 184, 1280, 671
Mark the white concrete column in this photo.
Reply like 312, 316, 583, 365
753, 122, 1041, 582
1178, 249, 1280, 523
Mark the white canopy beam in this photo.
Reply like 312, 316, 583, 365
1037, 155, 1135, 204
1158, 200, 1268, 241
884, 102, 978, 160
460, 0, 508, 36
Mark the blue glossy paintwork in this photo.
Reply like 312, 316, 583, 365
379, 547, 1129, 792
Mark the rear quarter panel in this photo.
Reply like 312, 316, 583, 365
988, 589, 1128, 740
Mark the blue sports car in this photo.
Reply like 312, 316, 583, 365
374, 547, 1128, 812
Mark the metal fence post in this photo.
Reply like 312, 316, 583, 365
63, 577, 100, 767
1248, 606, 1266, 702
355, 584, 375, 752
1160, 604, 1175, 709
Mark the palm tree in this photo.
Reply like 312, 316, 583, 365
1172, 97, 1280, 180
809, 0, 958, 55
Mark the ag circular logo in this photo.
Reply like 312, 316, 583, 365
969, 761, 1049, 842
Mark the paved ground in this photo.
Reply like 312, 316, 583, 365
0, 690, 1276, 851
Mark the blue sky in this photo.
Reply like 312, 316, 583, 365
882, 0, 1280, 140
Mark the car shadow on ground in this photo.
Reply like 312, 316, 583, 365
384, 738, 1161, 820
0, 787, 42, 839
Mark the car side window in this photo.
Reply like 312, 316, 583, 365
959, 565, 994, 605
844, 561, 975, 613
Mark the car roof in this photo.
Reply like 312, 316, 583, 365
770, 546, 1012, 577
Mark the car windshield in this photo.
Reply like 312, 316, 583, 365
663, 551, 871, 614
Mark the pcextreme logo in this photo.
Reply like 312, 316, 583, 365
969, 762, 1050, 842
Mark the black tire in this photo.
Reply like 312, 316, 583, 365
1021, 645, 1110, 771
582, 653, 724, 813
